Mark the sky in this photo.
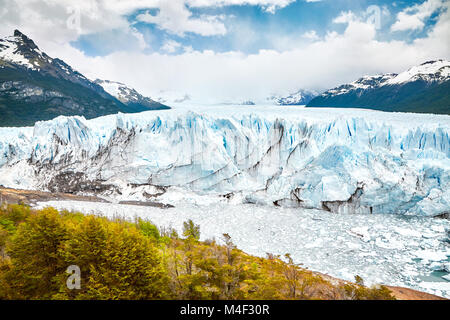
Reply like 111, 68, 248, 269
0, 0, 449, 103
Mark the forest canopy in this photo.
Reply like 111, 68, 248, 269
0, 203, 394, 300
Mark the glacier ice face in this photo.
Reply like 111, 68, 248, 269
0, 106, 449, 216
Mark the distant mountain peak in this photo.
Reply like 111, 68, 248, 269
13, 29, 38, 50
385, 59, 449, 85
0, 30, 170, 126
95, 79, 170, 111
317, 60, 449, 98
94, 79, 145, 103
269, 89, 318, 106
13, 29, 24, 37
421, 59, 444, 66
0, 30, 46, 70
0, 31, 110, 95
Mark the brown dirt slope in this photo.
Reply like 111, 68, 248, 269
386, 286, 447, 300
0, 186, 107, 205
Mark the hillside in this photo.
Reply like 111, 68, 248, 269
307, 60, 450, 114
0, 202, 396, 300
0, 30, 169, 127
94, 79, 169, 112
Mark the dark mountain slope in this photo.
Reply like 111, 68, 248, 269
307, 60, 450, 114
0, 30, 169, 127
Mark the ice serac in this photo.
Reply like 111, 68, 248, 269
0, 108, 449, 216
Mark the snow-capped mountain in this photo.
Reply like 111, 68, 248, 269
269, 89, 317, 105
0, 107, 448, 217
213, 100, 256, 106
240, 100, 256, 105
0, 30, 107, 95
0, 30, 169, 127
152, 91, 192, 105
321, 74, 398, 96
386, 59, 450, 85
308, 60, 450, 114
94, 79, 169, 111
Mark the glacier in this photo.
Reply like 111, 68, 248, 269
0, 105, 449, 216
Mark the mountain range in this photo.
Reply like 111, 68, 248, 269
1, 29, 449, 126
307, 60, 450, 114
0, 30, 168, 127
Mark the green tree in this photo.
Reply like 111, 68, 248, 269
183, 219, 200, 241
0, 225, 8, 256
136, 218, 161, 243
57, 215, 169, 300
4, 207, 68, 299
2, 203, 31, 225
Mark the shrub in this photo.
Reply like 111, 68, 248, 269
136, 218, 161, 243
183, 219, 200, 241
0, 225, 8, 255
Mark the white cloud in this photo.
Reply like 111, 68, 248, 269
391, 0, 447, 32
335, 6, 391, 31
333, 11, 356, 24
0, 0, 156, 48
0, 0, 293, 44
134, 0, 295, 36
161, 40, 182, 53
54, 8, 449, 104
187, 0, 295, 12
410, 1, 450, 56
1, 0, 449, 104
302, 30, 320, 40
136, 1, 227, 36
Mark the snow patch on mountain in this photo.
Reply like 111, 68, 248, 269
95, 80, 123, 98
94, 79, 169, 110
326, 74, 397, 96
269, 89, 318, 105
0, 34, 42, 69
95, 79, 152, 104
386, 60, 450, 85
